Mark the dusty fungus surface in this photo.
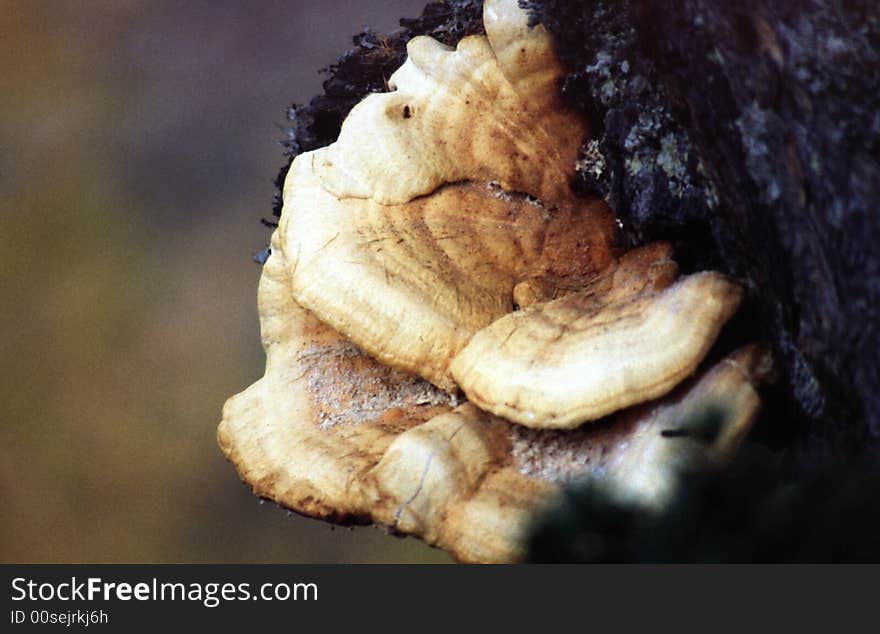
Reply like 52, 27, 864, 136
219, 0, 772, 563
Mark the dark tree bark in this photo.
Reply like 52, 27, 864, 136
524, 0, 880, 454
636, 0, 880, 455
271, 0, 880, 456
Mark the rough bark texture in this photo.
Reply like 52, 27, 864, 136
270, 0, 879, 455
523, 0, 880, 454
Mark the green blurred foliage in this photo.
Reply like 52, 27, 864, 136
0, 0, 449, 562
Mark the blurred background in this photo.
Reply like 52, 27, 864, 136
0, 0, 451, 562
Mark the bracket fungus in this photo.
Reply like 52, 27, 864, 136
219, 0, 772, 563
449, 244, 744, 428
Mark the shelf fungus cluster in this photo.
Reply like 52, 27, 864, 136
218, 0, 773, 563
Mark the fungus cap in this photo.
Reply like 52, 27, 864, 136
450, 245, 744, 428
280, 154, 614, 391
316, 0, 585, 205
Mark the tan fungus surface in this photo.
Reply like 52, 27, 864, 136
316, 0, 585, 205
450, 245, 744, 428
281, 155, 614, 390
219, 0, 768, 562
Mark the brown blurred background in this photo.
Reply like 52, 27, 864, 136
0, 0, 451, 563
